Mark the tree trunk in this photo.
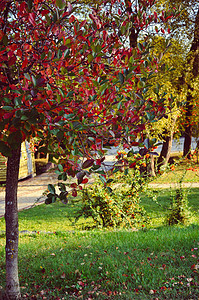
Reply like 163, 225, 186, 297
157, 134, 173, 170
149, 154, 156, 176
183, 101, 192, 159
124, 0, 139, 48
5, 145, 21, 300
195, 140, 199, 164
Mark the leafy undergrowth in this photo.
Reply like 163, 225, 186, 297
0, 226, 199, 299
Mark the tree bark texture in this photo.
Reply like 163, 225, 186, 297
157, 134, 173, 170
5, 146, 21, 300
149, 154, 156, 177
183, 101, 193, 159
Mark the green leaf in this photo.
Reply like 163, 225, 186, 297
129, 56, 134, 64
21, 115, 29, 121
0, 141, 12, 157
66, 91, 74, 97
99, 83, 108, 93
58, 88, 65, 97
45, 195, 53, 205
107, 179, 113, 183
58, 164, 64, 172
3, 106, 13, 111
56, 130, 64, 140
138, 43, 143, 51
32, 75, 37, 87
47, 83, 51, 90
138, 80, 145, 88
3, 97, 11, 104
24, 73, 31, 80
121, 26, 126, 35
7, 131, 22, 146
106, 187, 112, 193
64, 49, 70, 58
38, 146, 48, 154
88, 54, 94, 63
14, 97, 22, 107
118, 73, 124, 84
40, 52, 45, 60
13, 90, 22, 95
48, 184, 56, 194
90, 164, 100, 171
99, 175, 106, 184
65, 38, 71, 45
56, 0, 66, 9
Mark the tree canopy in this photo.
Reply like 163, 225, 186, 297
0, 0, 176, 298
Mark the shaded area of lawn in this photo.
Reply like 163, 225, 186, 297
0, 225, 199, 299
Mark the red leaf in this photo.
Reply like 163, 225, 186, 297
191, 264, 196, 269
129, 163, 136, 168
22, 57, 28, 69
69, 15, 75, 23
71, 183, 77, 188
8, 56, 16, 66
82, 178, 88, 184
96, 159, 101, 166
79, 20, 87, 29
72, 189, 77, 197
17, 49, 22, 58
28, 13, 36, 27
4, 112, 14, 119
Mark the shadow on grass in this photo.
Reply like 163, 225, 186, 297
1, 224, 199, 299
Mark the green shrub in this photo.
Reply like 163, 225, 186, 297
76, 184, 147, 228
166, 187, 191, 225
75, 158, 150, 228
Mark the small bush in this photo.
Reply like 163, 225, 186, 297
76, 183, 148, 228
166, 188, 191, 225
75, 156, 150, 228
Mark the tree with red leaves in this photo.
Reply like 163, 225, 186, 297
0, 0, 175, 298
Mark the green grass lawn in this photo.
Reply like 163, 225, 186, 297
0, 225, 198, 299
0, 155, 199, 298
0, 184, 199, 299
152, 154, 199, 184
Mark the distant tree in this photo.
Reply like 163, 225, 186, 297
154, 0, 199, 159
145, 37, 185, 170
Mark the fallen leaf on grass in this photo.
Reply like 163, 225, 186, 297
191, 264, 199, 270
187, 278, 193, 282
61, 272, 66, 279
149, 289, 156, 294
